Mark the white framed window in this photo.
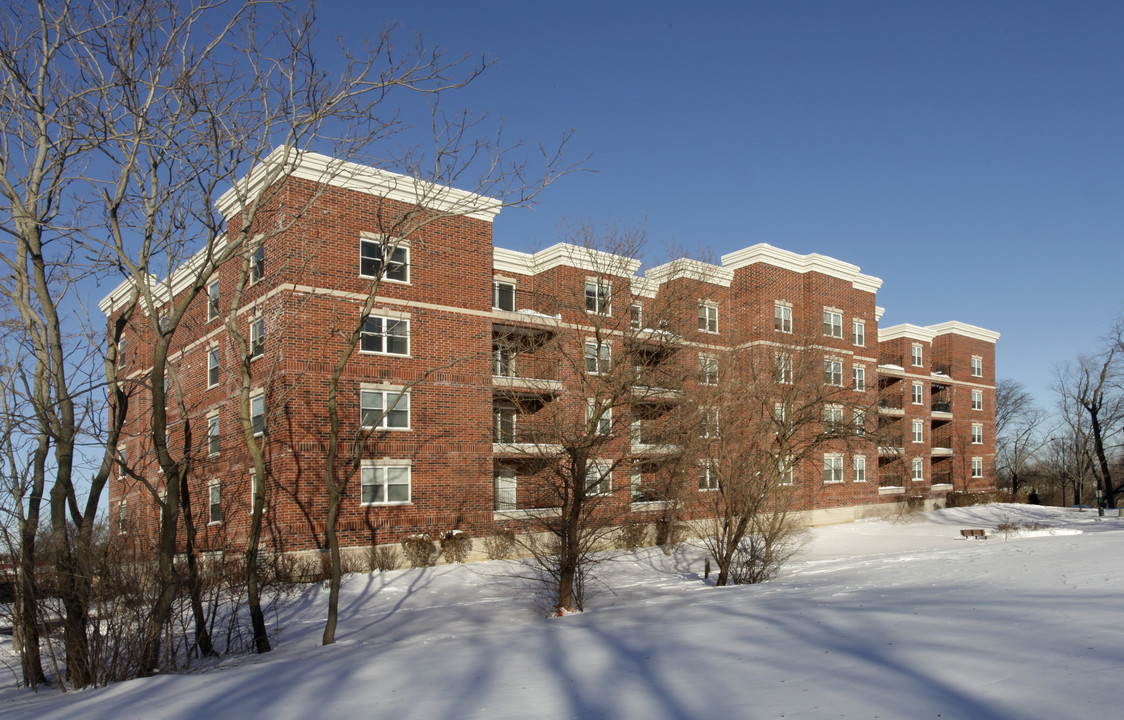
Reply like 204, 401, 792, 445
585, 340, 611, 374
207, 280, 220, 320
117, 445, 127, 478
775, 302, 792, 333
631, 416, 643, 445
250, 393, 265, 436
360, 315, 409, 356
823, 309, 843, 338
361, 463, 411, 504
700, 354, 718, 386
972, 423, 984, 444
971, 356, 983, 377
698, 461, 720, 491
208, 481, 222, 524
587, 399, 611, 436
971, 389, 983, 411
971, 457, 984, 478
824, 359, 843, 386
853, 456, 867, 483
249, 469, 265, 515
912, 382, 924, 405
584, 460, 612, 496
494, 468, 517, 511
853, 365, 865, 391
118, 500, 127, 534
493, 281, 516, 311
207, 415, 220, 456
853, 408, 866, 436
360, 388, 410, 430
823, 454, 844, 484
912, 458, 924, 481
912, 419, 924, 443
585, 279, 610, 314
775, 353, 792, 384
493, 345, 517, 377
824, 404, 844, 431
494, 404, 516, 443
911, 344, 923, 367
853, 319, 865, 346
207, 347, 219, 388
779, 457, 794, 486
700, 407, 719, 439
249, 316, 264, 359
630, 304, 643, 330
631, 465, 646, 502
360, 237, 409, 283
250, 244, 264, 284
698, 303, 718, 333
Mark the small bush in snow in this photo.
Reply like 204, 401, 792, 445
482, 527, 516, 560
618, 521, 650, 551
946, 490, 1015, 507
369, 545, 400, 572
400, 534, 437, 568
440, 530, 472, 564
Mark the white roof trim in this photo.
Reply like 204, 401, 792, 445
720, 243, 883, 294
493, 247, 535, 276
879, 324, 938, 343
645, 258, 733, 288
215, 147, 502, 222
927, 321, 1001, 343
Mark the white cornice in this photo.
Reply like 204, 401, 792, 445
512, 243, 642, 277
875, 306, 886, 321
215, 147, 502, 222
493, 247, 535, 276
720, 243, 883, 294
879, 323, 938, 343
644, 258, 733, 288
928, 321, 1001, 344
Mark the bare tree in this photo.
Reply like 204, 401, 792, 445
994, 379, 1047, 495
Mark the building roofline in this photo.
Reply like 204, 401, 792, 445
880, 321, 1000, 344
720, 243, 883, 294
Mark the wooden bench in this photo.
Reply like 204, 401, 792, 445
960, 528, 988, 539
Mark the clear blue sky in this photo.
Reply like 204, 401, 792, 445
319, 1, 1124, 409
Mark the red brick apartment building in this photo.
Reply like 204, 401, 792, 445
101, 151, 999, 557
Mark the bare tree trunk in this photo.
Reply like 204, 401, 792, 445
178, 467, 215, 657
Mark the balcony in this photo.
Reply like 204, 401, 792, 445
877, 434, 904, 456
878, 394, 904, 415
931, 436, 954, 456
491, 354, 563, 398
491, 290, 562, 336
492, 425, 562, 456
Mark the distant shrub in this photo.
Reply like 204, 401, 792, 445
440, 530, 472, 564
400, 534, 437, 568
369, 545, 400, 572
482, 527, 516, 560
946, 490, 1014, 508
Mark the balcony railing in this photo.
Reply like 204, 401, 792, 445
879, 395, 904, 411
931, 401, 952, 414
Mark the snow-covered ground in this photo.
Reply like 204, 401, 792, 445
4, 504, 1122, 719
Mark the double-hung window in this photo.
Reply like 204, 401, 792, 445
585, 340, 611, 374
251, 393, 265, 436
208, 482, 222, 524
912, 458, 924, 482
630, 304, 643, 330
360, 237, 408, 282
361, 315, 409, 355
207, 280, 220, 321
249, 317, 264, 359
853, 365, 865, 391
824, 404, 844, 432
250, 245, 264, 284
493, 281, 515, 311
207, 347, 220, 387
585, 460, 612, 496
494, 405, 516, 443
911, 382, 923, 405
361, 463, 411, 504
587, 399, 611, 436
971, 389, 983, 411
852, 319, 865, 346
775, 353, 792, 384
823, 455, 844, 484
360, 388, 410, 430
698, 303, 718, 333
853, 456, 867, 482
971, 356, 983, 377
699, 462, 720, 491
912, 419, 924, 443
824, 359, 843, 386
823, 310, 842, 338
585, 279, 610, 314
971, 457, 984, 478
972, 423, 984, 444
911, 344, 923, 367
207, 415, 220, 456
700, 354, 718, 386
775, 303, 792, 333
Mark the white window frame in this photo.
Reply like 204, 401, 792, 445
585, 340, 611, 375
207, 346, 220, 388
631, 464, 646, 502
824, 404, 844, 431
207, 279, 220, 321
493, 404, 517, 443
911, 343, 923, 367
585, 279, 610, 315
971, 356, 983, 377
250, 244, 264, 284
852, 319, 865, 346
971, 389, 983, 411
823, 454, 844, 484
775, 302, 792, 333
972, 423, 984, 444
701, 407, 720, 439
360, 314, 410, 356
853, 408, 866, 436
912, 458, 924, 482
700, 354, 718, 386
779, 457, 794, 486
587, 399, 611, 436
698, 302, 718, 334
494, 467, 517, 511
971, 457, 984, 478
912, 419, 924, 443
117, 445, 127, 478
912, 382, 924, 405
360, 236, 409, 283
360, 387, 410, 430
360, 461, 411, 505
775, 353, 793, 384
853, 455, 866, 483
853, 365, 865, 391
585, 460, 612, 496
630, 303, 643, 330
493, 281, 516, 311
823, 309, 843, 339
207, 414, 220, 456
118, 500, 127, 534
249, 316, 264, 359
698, 461, 720, 491
250, 392, 265, 436
824, 359, 843, 386
249, 469, 265, 515
208, 481, 222, 525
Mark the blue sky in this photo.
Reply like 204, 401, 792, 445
318, 1, 1123, 408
